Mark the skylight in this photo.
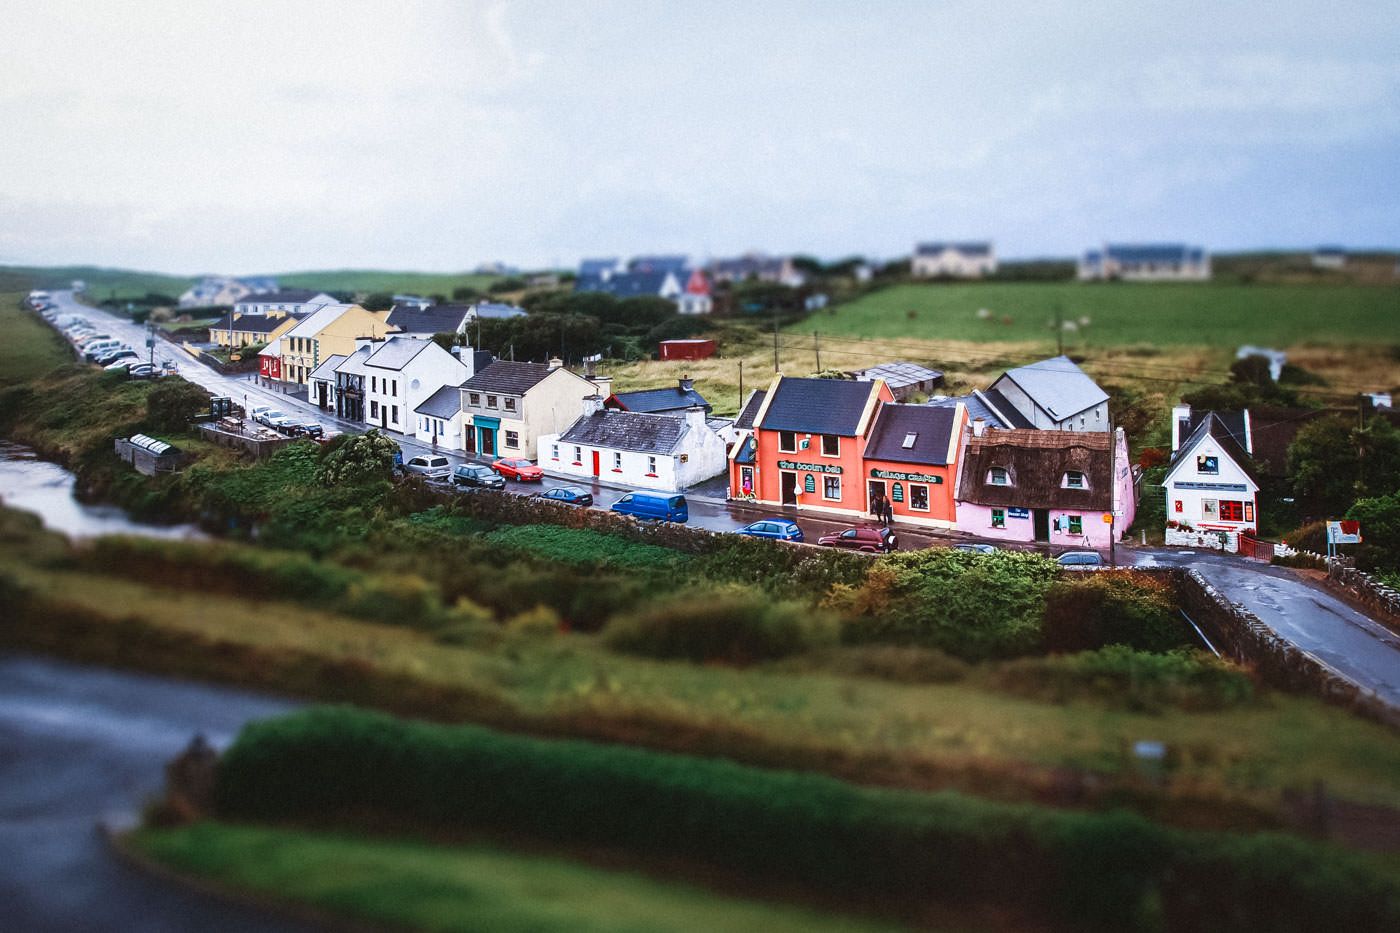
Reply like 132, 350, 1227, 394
902, 432, 917, 448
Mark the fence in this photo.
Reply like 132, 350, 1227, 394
1238, 535, 1275, 561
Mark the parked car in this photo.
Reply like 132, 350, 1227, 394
83, 341, 124, 360
255, 409, 296, 431
952, 543, 998, 555
126, 363, 158, 379
738, 518, 804, 542
286, 420, 324, 439
93, 347, 136, 365
492, 457, 544, 482
103, 355, 141, 371
1057, 551, 1104, 570
610, 491, 688, 523
537, 485, 593, 506
453, 463, 506, 489
817, 525, 898, 553
403, 454, 452, 480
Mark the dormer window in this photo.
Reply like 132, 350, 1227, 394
1063, 471, 1087, 489
988, 467, 1011, 486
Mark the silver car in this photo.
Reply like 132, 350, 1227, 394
403, 454, 452, 480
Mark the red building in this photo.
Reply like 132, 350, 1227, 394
659, 339, 716, 361
860, 402, 966, 528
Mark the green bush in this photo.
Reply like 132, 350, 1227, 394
602, 584, 838, 663
484, 524, 685, 573
1272, 551, 1327, 571
991, 647, 1254, 712
214, 707, 1400, 932
1281, 520, 1327, 555
806, 644, 970, 684
1041, 571, 1191, 654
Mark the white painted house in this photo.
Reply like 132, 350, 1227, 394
987, 356, 1110, 432
1164, 410, 1260, 547
358, 336, 471, 435
540, 400, 728, 492
911, 242, 997, 278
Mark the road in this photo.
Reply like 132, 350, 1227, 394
1136, 548, 1400, 708
0, 652, 311, 932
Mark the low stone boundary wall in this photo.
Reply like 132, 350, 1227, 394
1326, 560, 1400, 635
198, 423, 294, 459
1164, 527, 1239, 552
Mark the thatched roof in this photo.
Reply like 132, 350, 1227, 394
958, 429, 1113, 510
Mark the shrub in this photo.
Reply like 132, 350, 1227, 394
991, 647, 1254, 713
602, 584, 838, 663
315, 430, 398, 487
1272, 551, 1326, 571
339, 573, 443, 628
1281, 520, 1327, 555
484, 524, 684, 573
144, 380, 210, 433
1041, 571, 1190, 654
806, 644, 970, 684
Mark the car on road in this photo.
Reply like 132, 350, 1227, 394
537, 485, 593, 506
285, 420, 324, 439
817, 525, 898, 553
92, 347, 136, 365
102, 355, 141, 371
255, 409, 296, 431
738, 518, 804, 542
611, 491, 688, 523
126, 363, 158, 379
952, 543, 998, 555
1056, 551, 1104, 570
492, 457, 544, 482
404, 454, 453, 480
453, 463, 507, 489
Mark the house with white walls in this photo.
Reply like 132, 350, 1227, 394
911, 242, 997, 278
541, 400, 728, 491
987, 355, 1110, 432
1163, 409, 1260, 549
359, 336, 471, 435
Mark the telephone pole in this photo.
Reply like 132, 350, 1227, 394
1055, 304, 1064, 356
813, 331, 821, 371
772, 308, 780, 372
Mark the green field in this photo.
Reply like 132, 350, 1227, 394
270, 268, 505, 297
0, 295, 73, 384
805, 282, 1400, 347
131, 823, 901, 933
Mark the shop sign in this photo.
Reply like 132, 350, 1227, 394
869, 468, 942, 483
1007, 507, 1031, 519
803, 473, 816, 494
779, 459, 841, 474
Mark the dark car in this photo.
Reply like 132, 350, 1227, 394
538, 485, 593, 506
952, 543, 998, 555
1056, 550, 1104, 570
453, 463, 506, 489
286, 420, 324, 439
817, 525, 898, 553
738, 518, 804, 542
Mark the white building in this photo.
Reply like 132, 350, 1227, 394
1164, 410, 1260, 543
540, 400, 728, 492
1078, 244, 1210, 281
1312, 246, 1346, 270
234, 290, 338, 317
911, 242, 997, 278
987, 356, 1110, 432
358, 336, 471, 435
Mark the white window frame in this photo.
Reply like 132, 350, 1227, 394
646, 455, 657, 475
820, 434, 839, 457
909, 483, 930, 512
551, 443, 560, 461
573, 445, 582, 464
613, 451, 622, 470
504, 430, 519, 448
989, 467, 1010, 486
822, 475, 841, 501
778, 431, 796, 453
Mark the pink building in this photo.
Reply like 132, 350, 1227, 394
955, 427, 1135, 549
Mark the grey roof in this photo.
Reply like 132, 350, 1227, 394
996, 356, 1108, 421
575, 269, 675, 298
461, 360, 555, 395
1170, 412, 1258, 484
758, 377, 878, 436
1103, 243, 1206, 263
978, 388, 1035, 428
308, 354, 347, 383
628, 255, 689, 274
926, 391, 1027, 430
864, 404, 958, 466
385, 305, 470, 334
212, 313, 298, 335
336, 345, 374, 376
850, 361, 944, 391
579, 258, 621, 277
559, 409, 686, 454
1181, 409, 1248, 451
415, 383, 466, 418
734, 389, 767, 430
235, 289, 321, 305
471, 302, 527, 319
364, 336, 434, 371
916, 242, 993, 257
611, 385, 710, 414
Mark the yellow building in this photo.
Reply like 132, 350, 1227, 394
209, 311, 301, 349
279, 304, 396, 386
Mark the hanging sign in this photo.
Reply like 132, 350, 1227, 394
803, 473, 816, 494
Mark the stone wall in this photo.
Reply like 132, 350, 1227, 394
1164, 527, 1238, 553
197, 423, 294, 460
1326, 560, 1400, 635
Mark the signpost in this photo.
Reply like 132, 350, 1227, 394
1325, 521, 1362, 558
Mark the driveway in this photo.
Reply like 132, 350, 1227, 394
1134, 548, 1400, 708
0, 652, 311, 932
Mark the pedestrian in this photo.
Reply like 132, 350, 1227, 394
881, 496, 894, 526
870, 494, 884, 522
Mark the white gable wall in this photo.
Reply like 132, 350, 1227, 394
1164, 436, 1259, 532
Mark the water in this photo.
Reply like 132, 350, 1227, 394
0, 441, 203, 540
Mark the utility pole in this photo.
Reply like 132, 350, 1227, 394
1055, 304, 1064, 356
814, 331, 821, 371
772, 308, 780, 373
738, 360, 744, 405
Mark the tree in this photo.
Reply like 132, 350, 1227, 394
361, 293, 395, 312
145, 381, 210, 432
316, 429, 398, 486
1347, 492, 1400, 571
452, 286, 483, 302
1287, 415, 1400, 519
488, 277, 527, 294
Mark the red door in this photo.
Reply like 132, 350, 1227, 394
591, 450, 601, 477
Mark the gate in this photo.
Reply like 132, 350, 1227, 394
1239, 536, 1275, 561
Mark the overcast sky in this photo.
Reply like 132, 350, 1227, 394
2, 0, 1397, 274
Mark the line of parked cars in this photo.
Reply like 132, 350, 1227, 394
248, 405, 324, 439
38, 304, 167, 380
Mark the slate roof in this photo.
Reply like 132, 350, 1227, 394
235, 289, 321, 305
579, 258, 621, 277
732, 434, 756, 464
284, 303, 365, 341
385, 305, 470, 334
995, 356, 1108, 422
1180, 409, 1248, 452
926, 390, 1027, 429
757, 377, 879, 436
559, 409, 687, 454
365, 336, 434, 372
1104, 243, 1206, 264
575, 269, 676, 298
308, 354, 346, 383
1168, 413, 1259, 484
336, 345, 374, 376
864, 404, 959, 466
471, 302, 527, 319
850, 361, 944, 391
959, 429, 1114, 510
213, 313, 298, 335
415, 383, 466, 418
916, 242, 993, 257
628, 255, 689, 274
460, 360, 555, 395
734, 389, 767, 430
611, 385, 710, 415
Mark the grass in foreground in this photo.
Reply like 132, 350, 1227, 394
0, 295, 73, 384
130, 823, 909, 933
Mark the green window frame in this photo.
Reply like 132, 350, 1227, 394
1068, 515, 1083, 535
991, 508, 1005, 529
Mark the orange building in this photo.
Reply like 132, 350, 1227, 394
859, 402, 966, 528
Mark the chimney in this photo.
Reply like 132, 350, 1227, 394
684, 405, 707, 432
582, 394, 605, 416
590, 374, 613, 398
971, 417, 986, 437
1171, 403, 1191, 454
548, 356, 563, 370
679, 374, 694, 393
354, 336, 376, 351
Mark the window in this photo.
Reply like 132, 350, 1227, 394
991, 508, 1005, 529
1067, 515, 1083, 535
989, 467, 1010, 486
1244, 502, 1255, 523
504, 397, 517, 412
909, 484, 929, 511
369, 400, 379, 419
647, 455, 658, 475
901, 432, 917, 449
1197, 455, 1219, 475
820, 434, 839, 456
390, 406, 398, 424
612, 452, 622, 470
1201, 499, 1219, 520
487, 394, 498, 408
823, 476, 841, 500
1064, 471, 1086, 489
551, 443, 559, 460
778, 431, 796, 453
573, 445, 582, 463
504, 430, 519, 448
1219, 500, 1244, 522
469, 392, 481, 406
391, 380, 397, 396
370, 376, 377, 392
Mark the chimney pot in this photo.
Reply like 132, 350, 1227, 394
548, 356, 563, 370
972, 417, 986, 437
679, 374, 694, 392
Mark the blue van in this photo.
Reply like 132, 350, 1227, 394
610, 491, 688, 523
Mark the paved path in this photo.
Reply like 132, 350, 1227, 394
1134, 548, 1400, 708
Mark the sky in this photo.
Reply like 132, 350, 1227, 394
1, 0, 1398, 274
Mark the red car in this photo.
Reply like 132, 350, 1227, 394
492, 457, 544, 482
817, 525, 898, 553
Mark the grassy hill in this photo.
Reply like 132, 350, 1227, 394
268, 269, 503, 298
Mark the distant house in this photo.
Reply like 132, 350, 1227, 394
392, 294, 434, 310
234, 290, 336, 317
465, 301, 528, 322
957, 426, 1135, 547
606, 377, 711, 417
179, 276, 279, 309
278, 304, 396, 386
911, 242, 997, 279
709, 254, 805, 288
575, 256, 710, 312
1312, 246, 1347, 270
677, 270, 713, 315
209, 311, 302, 349
1163, 412, 1259, 541
987, 356, 1110, 432
848, 362, 944, 401
1077, 244, 1210, 281
542, 400, 728, 492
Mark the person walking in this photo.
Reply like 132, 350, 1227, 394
870, 493, 885, 522
881, 496, 894, 526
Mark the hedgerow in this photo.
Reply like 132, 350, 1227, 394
990, 647, 1254, 713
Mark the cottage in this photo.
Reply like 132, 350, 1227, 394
257, 338, 285, 384
1235, 346, 1286, 382
415, 384, 466, 449
209, 311, 302, 349
307, 354, 347, 412
278, 303, 396, 386
1163, 411, 1259, 545
708, 254, 805, 288
957, 427, 1135, 547
233, 290, 337, 317
575, 255, 710, 312
1312, 246, 1347, 270
541, 401, 727, 491
1077, 244, 1210, 281
848, 362, 944, 401
452, 359, 603, 460
987, 356, 1109, 432
911, 242, 997, 279
606, 377, 711, 417
359, 337, 471, 435
861, 402, 965, 528
178, 276, 278, 309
